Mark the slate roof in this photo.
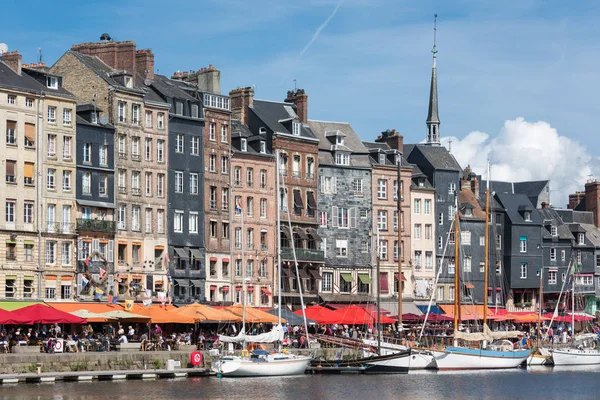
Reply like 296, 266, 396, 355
307, 120, 370, 168
0, 61, 74, 98
76, 103, 103, 113
151, 74, 198, 102
537, 207, 574, 240
231, 119, 272, 156
22, 67, 75, 98
480, 179, 549, 208
75, 114, 114, 129
251, 100, 317, 140
496, 193, 541, 225
362, 141, 411, 168
404, 143, 462, 171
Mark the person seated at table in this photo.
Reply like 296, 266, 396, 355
66, 335, 77, 352
128, 326, 135, 340
119, 333, 128, 344
117, 325, 124, 337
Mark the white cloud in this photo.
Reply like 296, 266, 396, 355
442, 117, 597, 208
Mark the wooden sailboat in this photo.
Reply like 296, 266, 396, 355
432, 163, 531, 370
212, 149, 311, 377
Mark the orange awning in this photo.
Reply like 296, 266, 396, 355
224, 304, 284, 324
61, 276, 72, 281
48, 302, 123, 314
464, 283, 475, 289
126, 304, 191, 324
439, 304, 500, 321
45, 275, 57, 280
173, 303, 240, 323
261, 288, 272, 296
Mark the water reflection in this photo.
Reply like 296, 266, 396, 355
1, 370, 599, 400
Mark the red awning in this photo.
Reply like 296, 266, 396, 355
210, 257, 218, 262
210, 285, 217, 290
394, 273, 407, 281
379, 273, 389, 293
222, 286, 230, 292
247, 286, 254, 292
261, 288, 272, 296
223, 258, 230, 263
464, 283, 475, 289
16, 304, 87, 324
235, 286, 242, 291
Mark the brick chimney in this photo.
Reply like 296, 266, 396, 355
375, 129, 404, 154
180, 65, 221, 94
135, 49, 154, 81
568, 191, 585, 210
72, 38, 137, 76
584, 180, 600, 228
0, 51, 22, 75
284, 89, 308, 123
230, 87, 254, 125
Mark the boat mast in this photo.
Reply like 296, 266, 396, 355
453, 198, 460, 332
572, 261, 575, 338
537, 267, 543, 347
396, 158, 403, 328
483, 159, 490, 326
276, 150, 282, 352
241, 194, 246, 347
376, 224, 381, 355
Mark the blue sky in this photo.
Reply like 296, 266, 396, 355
4, 0, 600, 203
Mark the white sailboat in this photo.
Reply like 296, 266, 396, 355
432, 162, 531, 370
211, 150, 311, 377
551, 260, 600, 366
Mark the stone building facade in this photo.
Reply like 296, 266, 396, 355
308, 120, 372, 303
51, 40, 170, 300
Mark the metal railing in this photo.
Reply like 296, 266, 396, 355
45, 222, 76, 234
281, 248, 324, 262
76, 218, 117, 233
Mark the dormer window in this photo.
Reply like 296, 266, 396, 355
91, 112, 98, 124
465, 208, 472, 217
46, 76, 58, 89
336, 135, 344, 145
378, 154, 386, 165
125, 76, 133, 88
395, 155, 401, 165
551, 225, 557, 236
418, 178, 425, 187
260, 141, 266, 154
578, 233, 585, 245
524, 211, 531, 222
292, 121, 301, 136
259, 127, 267, 135
241, 139, 247, 152
335, 153, 350, 166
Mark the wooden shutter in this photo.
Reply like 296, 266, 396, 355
332, 206, 338, 227
320, 175, 325, 193
107, 240, 114, 264
332, 177, 337, 194
350, 207, 357, 229
78, 240, 84, 261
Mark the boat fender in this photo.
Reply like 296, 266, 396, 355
190, 351, 203, 366
283, 348, 287, 354
240, 349, 250, 358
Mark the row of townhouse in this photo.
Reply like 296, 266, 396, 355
2, 34, 600, 315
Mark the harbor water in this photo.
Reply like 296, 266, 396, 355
1, 366, 599, 400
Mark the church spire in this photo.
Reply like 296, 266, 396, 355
426, 14, 440, 145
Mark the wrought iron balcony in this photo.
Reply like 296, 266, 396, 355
77, 218, 117, 233
281, 248, 324, 262
45, 222, 77, 234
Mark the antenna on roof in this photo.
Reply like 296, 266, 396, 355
293, 79, 297, 91
38, 48, 43, 64
447, 137, 452, 152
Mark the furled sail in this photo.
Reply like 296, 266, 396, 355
219, 324, 284, 344
453, 324, 523, 342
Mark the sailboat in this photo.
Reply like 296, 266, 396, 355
211, 150, 311, 377
551, 259, 600, 366
432, 163, 531, 370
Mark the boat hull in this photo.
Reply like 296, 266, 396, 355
552, 348, 600, 366
312, 350, 411, 374
432, 347, 531, 370
362, 339, 436, 369
527, 354, 551, 366
212, 355, 311, 377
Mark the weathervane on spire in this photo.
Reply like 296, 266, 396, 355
432, 14, 438, 58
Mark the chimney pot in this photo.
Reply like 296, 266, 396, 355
0, 50, 22, 75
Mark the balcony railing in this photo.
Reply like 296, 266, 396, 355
118, 186, 127, 194
131, 188, 141, 196
281, 248, 324, 262
77, 218, 117, 233
45, 222, 76, 234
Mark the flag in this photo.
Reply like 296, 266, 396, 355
85, 257, 91, 267
99, 268, 106, 279
95, 287, 104, 295
235, 197, 242, 214
125, 299, 134, 311
81, 276, 89, 289
94, 292, 102, 300
107, 295, 113, 303
143, 299, 152, 306
157, 291, 166, 305
111, 296, 118, 304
